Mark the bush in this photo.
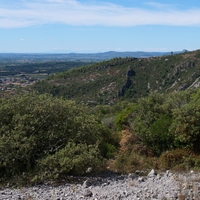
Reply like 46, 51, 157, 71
147, 115, 173, 155
0, 93, 110, 180
38, 142, 103, 179
159, 148, 192, 170
130, 93, 174, 155
112, 151, 157, 173
170, 100, 200, 152
115, 103, 136, 131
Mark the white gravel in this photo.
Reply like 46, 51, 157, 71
1, 170, 200, 200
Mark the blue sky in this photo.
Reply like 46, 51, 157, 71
0, 0, 200, 53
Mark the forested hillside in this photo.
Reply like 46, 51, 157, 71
31, 50, 200, 104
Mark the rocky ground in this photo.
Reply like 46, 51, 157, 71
1, 170, 200, 200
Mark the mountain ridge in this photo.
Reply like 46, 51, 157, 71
0, 50, 185, 62
30, 49, 200, 104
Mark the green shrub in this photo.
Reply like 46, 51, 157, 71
115, 103, 136, 131
102, 116, 116, 130
0, 93, 110, 180
147, 115, 173, 155
38, 142, 102, 178
170, 101, 200, 152
99, 142, 117, 159
130, 93, 174, 155
182, 155, 200, 169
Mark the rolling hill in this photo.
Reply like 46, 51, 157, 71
30, 49, 200, 104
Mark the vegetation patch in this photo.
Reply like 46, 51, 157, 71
1, 51, 200, 186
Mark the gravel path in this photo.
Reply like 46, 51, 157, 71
1, 170, 200, 200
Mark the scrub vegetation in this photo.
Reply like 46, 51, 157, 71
1, 50, 200, 186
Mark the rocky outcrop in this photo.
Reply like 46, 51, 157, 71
118, 77, 132, 97
173, 61, 195, 77
126, 66, 135, 77
118, 66, 135, 97
180, 61, 195, 68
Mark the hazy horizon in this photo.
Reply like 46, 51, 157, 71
1, 0, 200, 53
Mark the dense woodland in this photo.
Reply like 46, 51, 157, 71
1, 50, 200, 186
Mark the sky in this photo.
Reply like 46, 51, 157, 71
0, 0, 200, 53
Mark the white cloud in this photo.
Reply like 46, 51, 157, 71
145, 2, 177, 10
0, 0, 200, 28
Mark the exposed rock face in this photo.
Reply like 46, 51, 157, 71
118, 66, 135, 97
118, 77, 132, 97
173, 61, 195, 77
123, 77, 132, 89
126, 66, 135, 77
181, 61, 195, 68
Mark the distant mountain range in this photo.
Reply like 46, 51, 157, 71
65, 51, 173, 60
0, 50, 187, 62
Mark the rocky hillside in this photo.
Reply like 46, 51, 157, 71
31, 49, 200, 104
